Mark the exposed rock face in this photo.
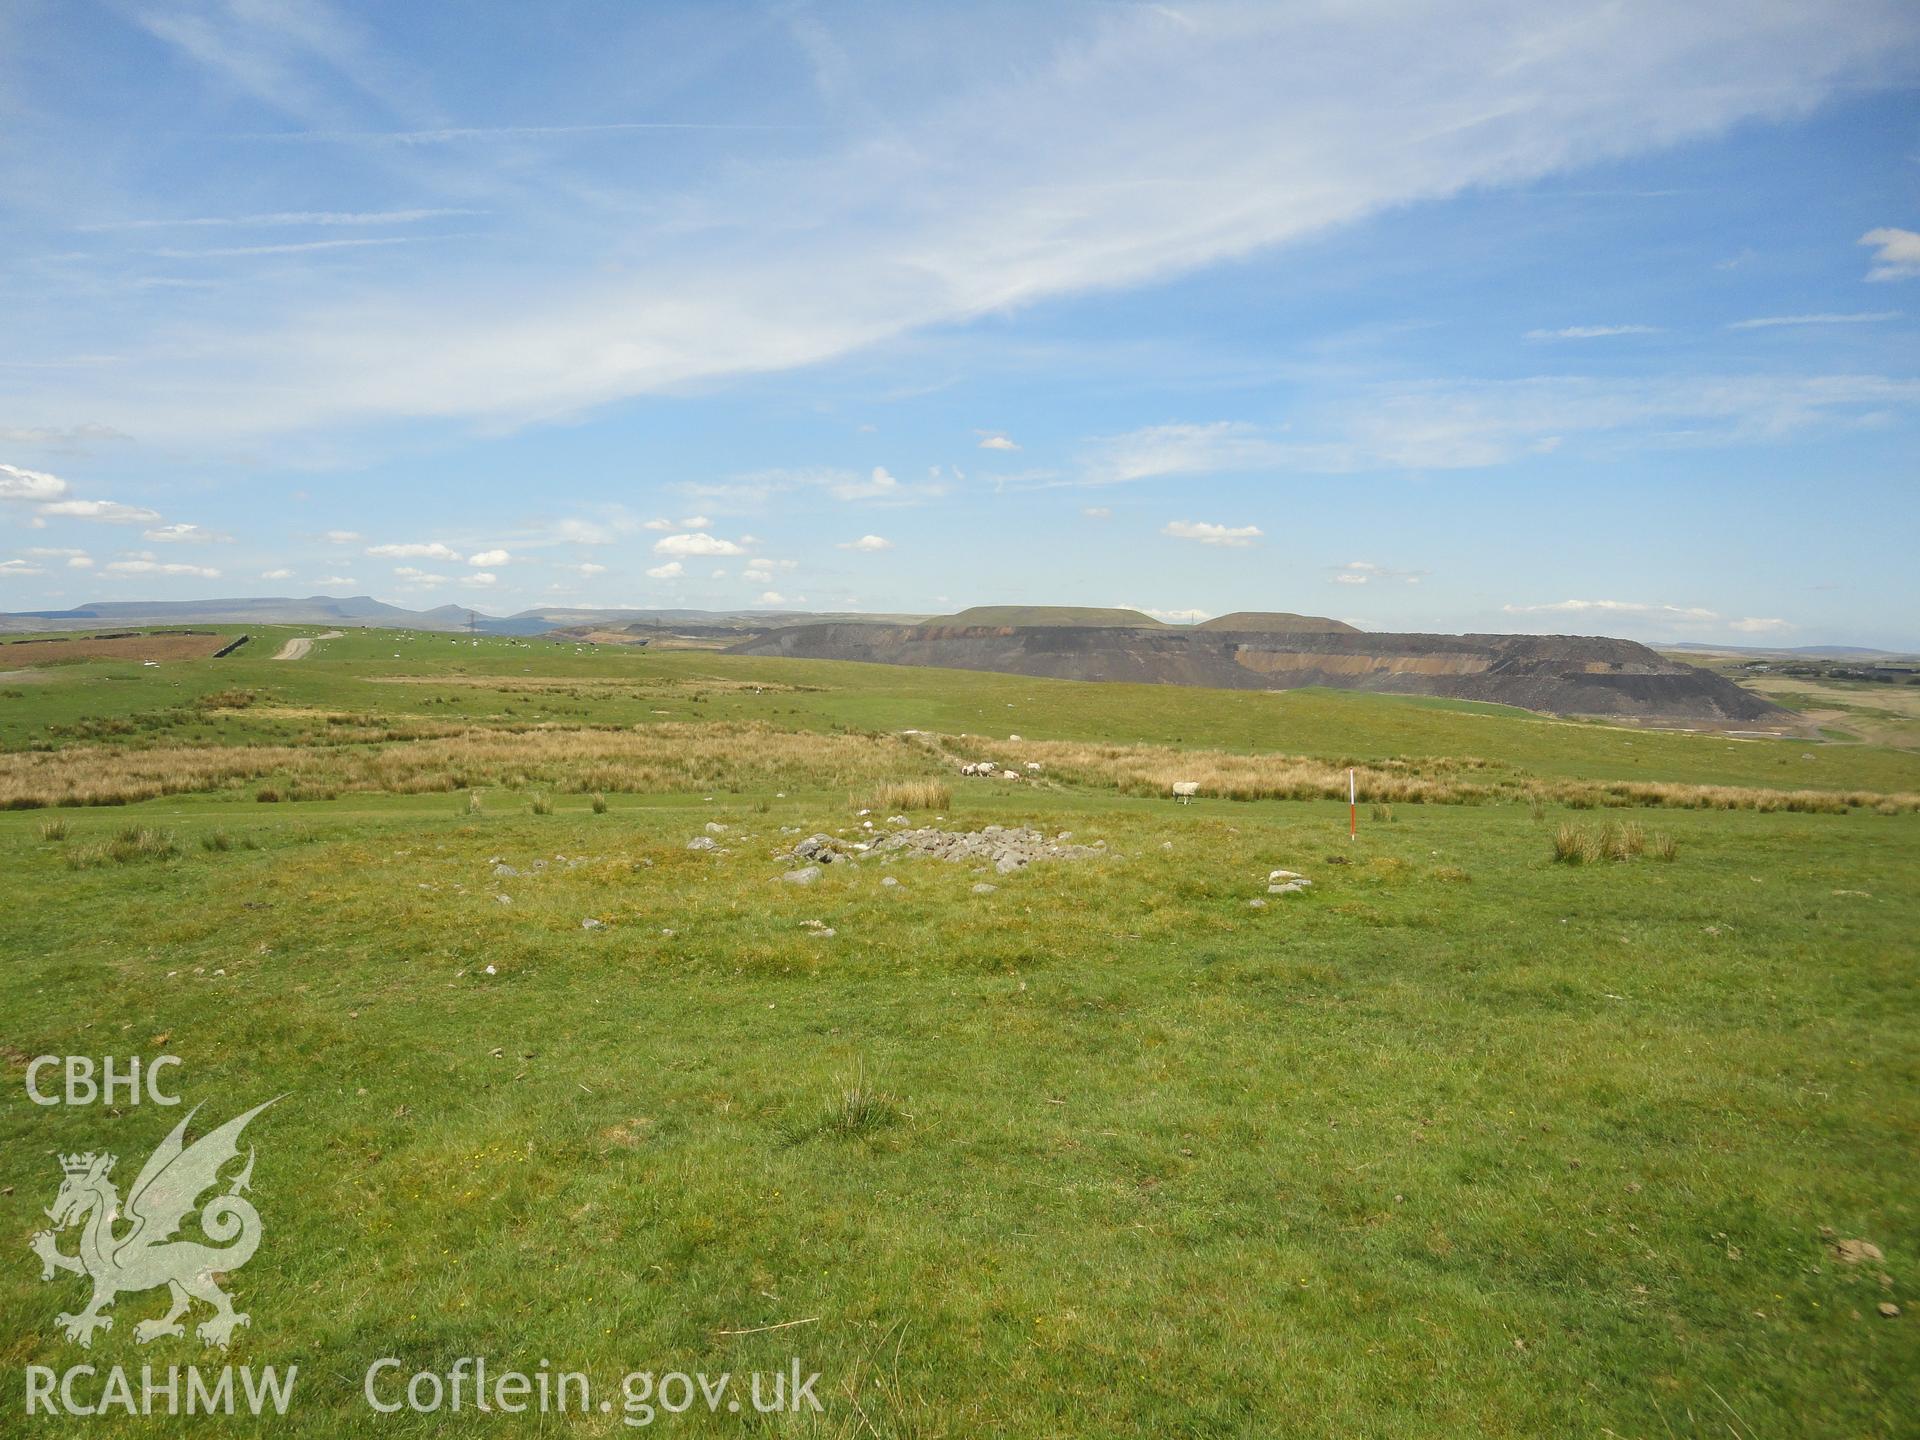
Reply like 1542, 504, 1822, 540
731, 622, 1784, 723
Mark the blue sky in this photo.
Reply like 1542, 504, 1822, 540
2, 1, 1918, 647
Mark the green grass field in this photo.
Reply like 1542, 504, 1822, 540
1, 628, 1914, 1435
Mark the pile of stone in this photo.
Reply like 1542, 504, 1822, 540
1267, 868, 1311, 896
789, 832, 858, 866
871, 824, 1102, 875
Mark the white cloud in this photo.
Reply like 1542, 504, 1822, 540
0, 462, 70, 502
26, 546, 86, 557
977, 433, 1020, 451
104, 559, 221, 577
39, 498, 161, 524
144, 522, 231, 543
1524, 324, 1662, 340
1727, 616, 1793, 634
467, 548, 510, 566
561, 561, 607, 576
1728, 311, 1900, 329
831, 467, 901, 501
757, 591, 790, 605
646, 561, 685, 579
393, 567, 447, 584
551, 518, 624, 545
1082, 506, 1112, 519
464, 572, 498, 586
1503, 599, 1720, 623
678, 515, 711, 529
261, 568, 293, 579
0, 559, 46, 576
1860, 226, 1920, 281
641, 518, 674, 531
1330, 560, 1425, 586
27, 4, 1913, 444
367, 541, 460, 560
1088, 375, 1920, 479
1162, 519, 1262, 548
69, 555, 94, 568
653, 532, 744, 557
837, 534, 894, 552
314, 576, 357, 587
82, 209, 485, 231
322, 529, 362, 543
1137, 606, 1212, 623
1085, 422, 1289, 484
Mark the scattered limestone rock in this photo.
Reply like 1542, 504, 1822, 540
704, 821, 729, 835
491, 862, 520, 878
1879, 1301, 1901, 1318
880, 876, 900, 888
687, 836, 717, 851
971, 882, 998, 894
872, 824, 1101, 873
582, 917, 604, 930
781, 866, 822, 886
1248, 898, 1267, 909
1836, 1239, 1885, 1265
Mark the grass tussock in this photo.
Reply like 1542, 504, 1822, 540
784, 1061, 904, 1145
529, 791, 554, 815
38, 817, 68, 841
1553, 821, 1676, 865
860, 779, 952, 812
590, 792, 609, 814
105, 825, 177, 864
819, 1061, 904, 1140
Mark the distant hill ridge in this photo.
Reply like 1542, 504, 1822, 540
732, 617, 1787, 724
1195, 611, 1359, 634
934, 606, 1169, 628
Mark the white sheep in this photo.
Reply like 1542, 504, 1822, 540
1172, 781, 1200, 804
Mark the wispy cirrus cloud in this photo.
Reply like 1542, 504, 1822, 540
150, 236, 432, 259
81, 209, 484, 231
1083, 374, 1920, 479
21, 3, 1916, 441
1728, 311, 1900, 329
1524, 324, 1662, 340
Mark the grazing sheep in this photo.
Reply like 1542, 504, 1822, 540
1172, 781, 1200, 804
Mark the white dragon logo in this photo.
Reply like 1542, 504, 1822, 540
28, 1099, 279, 1349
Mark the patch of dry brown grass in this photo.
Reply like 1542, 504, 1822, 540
944, 735, 1920, 815
0, 722, 932, 809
